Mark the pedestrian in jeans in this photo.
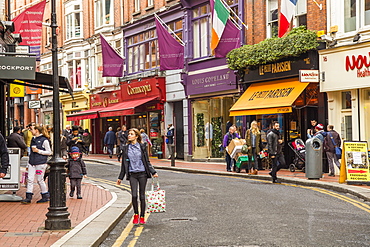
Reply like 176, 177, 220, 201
117, 125, 128, 162
21, 124, 52, 204
67, 146, 87, 199
117, 128, 158, 225
267, 121, 285, 183
324, 125, 341, 177
245, 121, 262, 175
223, 125, 240, 172
104, 127, 116, 158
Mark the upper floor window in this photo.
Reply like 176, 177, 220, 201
344, 0, 370, 32
66, 4, 82, 39
295, 0, 307, 27
95, 0, 112, 27
147, 0, 154, 7
267, 0, 278, 38
135, 0, 141, 12
192, 4, 211, 59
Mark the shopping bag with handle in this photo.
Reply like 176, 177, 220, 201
146, 178, 166, 213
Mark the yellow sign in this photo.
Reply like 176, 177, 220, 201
10, 83, 25, 97
343, 141, 370, 182
229, 78, 309, 116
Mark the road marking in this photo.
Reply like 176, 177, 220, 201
89, 177, 131, 190
200, 173, 370, 214
127, 214, 150, 247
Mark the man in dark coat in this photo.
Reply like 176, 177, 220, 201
117, 125, 128, 161
267, 121, 285, 183
0, 133, 10, 178
104, 127, 116, 158
324, 125, 341, 177
7, 126, 28, 156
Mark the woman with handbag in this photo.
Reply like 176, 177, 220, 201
117, 128, 158, 225
245, 121, 262, 175
324, 125, 341, 176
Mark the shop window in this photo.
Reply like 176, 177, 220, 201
67, 59, 82, 89
342, 91, 352, 109
192, 97, 234, 159
363, 89, 370, 144
256, 114, 284, 143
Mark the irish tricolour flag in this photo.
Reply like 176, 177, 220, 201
211, 0, 230, 50
278, 0, 298, 37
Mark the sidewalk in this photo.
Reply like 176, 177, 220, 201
0, 157, 131, 247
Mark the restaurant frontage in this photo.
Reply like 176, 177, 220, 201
230, 51, 327, 168
67, 77, 166, 154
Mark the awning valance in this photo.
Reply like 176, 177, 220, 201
230, 79, 309, 116
66, 96, 159, 121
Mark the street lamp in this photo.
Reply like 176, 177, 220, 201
45, 0, 71, 230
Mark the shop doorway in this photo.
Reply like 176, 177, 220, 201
174, 101, 184, 159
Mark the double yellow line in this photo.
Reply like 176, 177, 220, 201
88, 177, 151, 247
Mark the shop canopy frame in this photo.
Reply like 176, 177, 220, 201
1, 72, 73, 96
230, 79, 310, 116
66, 96, 159, 121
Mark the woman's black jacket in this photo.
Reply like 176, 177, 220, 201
118, 143, 156, 180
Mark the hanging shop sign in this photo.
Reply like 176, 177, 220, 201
29, 100, 41, 109
0, 56, 36, 80
244, 51, 319, 83
343, 141, 370, 182
299, 70, 319, 83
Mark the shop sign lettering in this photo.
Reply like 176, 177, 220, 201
259, 61, 291, 75
92, 102, 102, 107
127, 84, 152, 95
248, 87, 294, 101
345, 53, 370, 78
191, 73, 229, 85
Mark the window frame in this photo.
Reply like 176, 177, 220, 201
65, 3, 82, 40
266, 0, 278, 38
95, 0, 113, 28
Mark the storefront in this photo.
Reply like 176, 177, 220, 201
61, 91, 90, 130
185, 58, 240, 161
67, 77, 166, 154
40, 95, 53, 125
230, 51, 326, 167
319, 42, 370, 144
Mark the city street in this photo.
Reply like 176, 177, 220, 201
84, 161, 370, 247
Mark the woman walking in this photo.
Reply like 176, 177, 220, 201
117, 128, 158, 225
245, 121, 262, 175
21, 124, 52, 204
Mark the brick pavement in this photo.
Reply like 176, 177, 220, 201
0, 180, 112, 247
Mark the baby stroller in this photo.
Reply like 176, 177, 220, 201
288, 139, 306, 172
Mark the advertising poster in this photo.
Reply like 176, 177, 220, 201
0, 148, 20, 190
344, 141, 370, 182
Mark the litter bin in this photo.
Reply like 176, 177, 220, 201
305, 137, 323, 179
157, 151, 163, 159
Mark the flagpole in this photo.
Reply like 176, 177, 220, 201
219, 0, 248, 30
100, 33, 124, 59
154, 14, 185, 46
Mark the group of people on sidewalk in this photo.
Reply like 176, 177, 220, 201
223, 119, 342, 183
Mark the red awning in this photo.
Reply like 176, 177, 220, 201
99, 96, 158, 118
66, 107, 104, 121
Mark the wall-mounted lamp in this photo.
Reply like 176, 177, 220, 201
353, 33, 361, 42
100, 87, 105, 92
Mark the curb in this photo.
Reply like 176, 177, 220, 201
85, 158, 370, 202
51, 180, 132, 247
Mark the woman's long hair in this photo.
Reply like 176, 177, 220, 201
34, 124, 50, 139
250, 120, 260, 135
127, 128, 142, 144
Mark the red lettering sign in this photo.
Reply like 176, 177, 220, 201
345, 53, 370, 71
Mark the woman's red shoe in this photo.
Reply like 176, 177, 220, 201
133, 214, 139, 225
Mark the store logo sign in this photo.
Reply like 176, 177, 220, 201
345, 53, 370, 78
127, 84, 152, 95
248, 87, 294, 101
0, 56, 36, 80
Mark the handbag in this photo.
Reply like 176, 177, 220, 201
329, 132, 342, 159
241, 144, 249, 154
146, 178, 166, 213
103, 146, 108, 154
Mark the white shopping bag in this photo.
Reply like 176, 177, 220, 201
146, 178, 166, 213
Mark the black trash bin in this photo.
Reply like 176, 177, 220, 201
157, 151, 163, 159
